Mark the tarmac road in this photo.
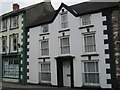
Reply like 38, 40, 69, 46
1, 82, 120, 90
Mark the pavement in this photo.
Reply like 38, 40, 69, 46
1, 82, 120, 90
2, 82, 55, 89
2, 82, 86, 90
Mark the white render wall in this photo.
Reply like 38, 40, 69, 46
28, 7, 111, 88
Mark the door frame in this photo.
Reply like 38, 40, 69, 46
55, 56, 75, 88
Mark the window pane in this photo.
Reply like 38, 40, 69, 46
87, 36, 92, 44
61, 46, 70, 54
41, 73, 51, 81
41, 63, 50, 72
61, 14, 67, 22
88, 62, 95, 72
95, 62, 99, 72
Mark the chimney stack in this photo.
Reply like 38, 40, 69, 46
13, 3, 19, 10
44, 0, 51, 4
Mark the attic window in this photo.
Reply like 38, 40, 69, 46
61, 12, 68, 29
41, 25, 49, 33
62, 9, 64, 12
81, 15, 91, 26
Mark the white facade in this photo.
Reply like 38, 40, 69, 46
27, 7, 111, 89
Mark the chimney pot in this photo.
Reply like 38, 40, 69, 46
13, 3, 19, 10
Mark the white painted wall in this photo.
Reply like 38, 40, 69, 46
28, 27, 40, 83
28, 7, 111, 88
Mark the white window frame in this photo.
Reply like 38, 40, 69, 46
3, 59, 19, 78
39, 62, 51, 83
10, 34, 18, 52
41, 24, 49, 33
82, 61, 100, 86
81, 15, 91, 26
10, 16, 18, 29
60, 12, 68, 29
83, 33, 96, 53
2, 36, 7, 53
2, 19, 7, 31
60, 36, 70, 54
40, 39, 49, 56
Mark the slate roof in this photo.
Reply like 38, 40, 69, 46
28, 2, 119, 28
70, 2, 119, 15
0, 2, 54, 27
28, 11, 57, 28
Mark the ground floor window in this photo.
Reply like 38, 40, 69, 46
3, 59, 19, 78
83, 61, 99, 86
39, 62, 51, 83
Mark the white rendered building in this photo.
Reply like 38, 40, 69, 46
27, 2, 119, 89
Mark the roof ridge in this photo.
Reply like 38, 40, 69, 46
1, 2, 50, 17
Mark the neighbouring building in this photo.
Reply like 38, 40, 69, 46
112, 8, 120, 87
0, 1, 54, 84
27, 2, 120, 89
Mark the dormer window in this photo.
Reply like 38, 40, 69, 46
61, 12, 68, 29
41, 25, 49, 33
10, 16, 18, 29
81, 15, 91, 26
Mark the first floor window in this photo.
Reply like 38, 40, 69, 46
2, 36, 7, 53
41, 40, 49, 56
83, 61, 99, 86
84, 34, 96, 53
10, 34, 18, 52
40, 62, 51, 83
3, 59, 19, 78
60, 37, 70, 54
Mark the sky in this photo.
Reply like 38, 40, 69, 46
0, 0, 119, 15
0, 0, 89, 15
